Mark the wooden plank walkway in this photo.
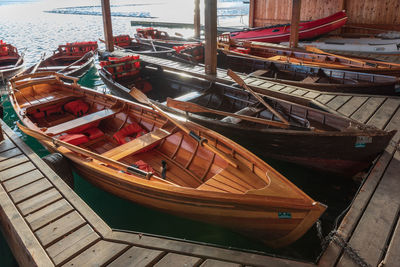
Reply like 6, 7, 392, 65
0, 120, 308, 267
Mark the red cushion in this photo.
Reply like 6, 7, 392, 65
113, 122, 146, 145
84, 127, 104, 140
59, 134, 89, 146
67, 121, 100, 134
134, 160, 155, 174
63, 100, 89, 117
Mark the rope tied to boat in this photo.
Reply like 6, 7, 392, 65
315, 220, 370, 267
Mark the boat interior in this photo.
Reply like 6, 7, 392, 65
219, 55, 396, 85
0, 44, 20, 69
13, 75, 271, 193
139, 67, 363, 132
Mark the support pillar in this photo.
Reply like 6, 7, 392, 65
101, 0, 114, 52
194, 0, 201, 39
289, 0, 301, 48
204, 0, 217, 76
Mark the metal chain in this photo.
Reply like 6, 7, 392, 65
315, 221, 371, 267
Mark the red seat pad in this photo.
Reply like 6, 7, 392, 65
63, 99, 90, 117
134, 160, 155, 174
67, 121, 100, 134
83, 127, 104, 140
59, 134, 89, 146
113, 122, 146, 145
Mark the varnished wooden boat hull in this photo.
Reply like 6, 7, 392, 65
10, 72, 326, 247
218, 53, 400, 95
0, 61, 24, 82
177, 116, 394, 176
23, 52, 95, 78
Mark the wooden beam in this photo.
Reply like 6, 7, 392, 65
249, 0, 255, 28
101, 0, 114, 52
204, 0, 217, 75
194, 0, 200, 39
289, 0, 301, 48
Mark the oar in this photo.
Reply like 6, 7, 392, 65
304, 46, 368, 66
57, 50, 95, 74
14, 48, 26, 67
129, 88, 238, 168
166, 97, 291, 129
17, 122, 159, 180
31, 52, 46, 74
227, 69, 290, 125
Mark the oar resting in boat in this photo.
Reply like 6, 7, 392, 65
9, 71, 326, 248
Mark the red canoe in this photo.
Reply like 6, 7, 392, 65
230, 10, 347, 43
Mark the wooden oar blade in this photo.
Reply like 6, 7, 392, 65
166, 98, 206, 113
227, 69, 245, 87
129, 87, 150, 104
304, 46, 323, 54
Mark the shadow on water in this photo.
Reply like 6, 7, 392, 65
0, 69, 360, 264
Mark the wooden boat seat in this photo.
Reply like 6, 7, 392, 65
220, 107, 263, 124
301, 75, 321, 83
37, 66, 80, 71
23, 91, 83, 110
197, 168, 254, 194
44, 108, 120, 136
101, 128, 171, 160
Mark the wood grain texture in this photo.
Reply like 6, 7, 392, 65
35, 211, 86, 247
108, 246, 165, 267
154, 253, 202, 267
3, 169, 43, 191
62, 240, 128, 267
46, 225, 100, 265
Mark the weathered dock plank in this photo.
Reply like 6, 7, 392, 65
367, 98, 400, 129
154, 253, 203, 267
380, 214, 400, 267
337, 149, 400, 267
108, 247, 165, 267
350, 97, 386, 124
46, 225, 100, 265
62, 240, 128, 267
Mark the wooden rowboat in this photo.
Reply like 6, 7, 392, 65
9, 72, 326, 247
218, 53, 400, 95
99, 65, 396, 176
23, 42, 97, 77
135, 27, 199, 48
0, 41, 25, 82
218, 35, 400, 76
99, 36, 202, 64
230, 11, 348, 43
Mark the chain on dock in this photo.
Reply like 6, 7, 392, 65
316, 220, 370, 267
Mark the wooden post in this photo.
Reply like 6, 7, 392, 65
194, 0, 201, 39
289, 0, 301, 48
249, 0, 255, 28
101, 0, 114, 52
204, 0, 217, 76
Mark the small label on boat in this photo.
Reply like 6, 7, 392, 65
278, 212, 291, 219
355, 136, 372, 148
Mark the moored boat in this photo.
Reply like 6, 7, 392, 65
218, 53, 400, 95
0, 40, 25, 82
135, 27, 199, 47
218, 36, 400, 76
9, 71, 326, 248
98, 60, 396, 176
230, 10, 348, 43
23, 41, 97, 77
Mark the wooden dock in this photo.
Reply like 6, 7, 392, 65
0, 120, 309, 267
